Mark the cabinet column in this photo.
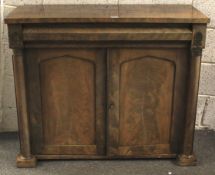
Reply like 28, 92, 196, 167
13, 49, 36, 168
177, 24, 206, 166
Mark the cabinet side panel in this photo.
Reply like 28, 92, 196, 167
40, 57, 95, 146
119, 57, 175, 146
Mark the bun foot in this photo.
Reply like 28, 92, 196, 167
16, 154, 37, 168
176, 154, 197, 166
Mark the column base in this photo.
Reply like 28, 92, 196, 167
176, 154, 197, 166
16, 154, 37, 168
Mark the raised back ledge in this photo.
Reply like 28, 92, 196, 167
4, 4, 210, 24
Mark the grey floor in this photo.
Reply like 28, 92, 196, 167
0, 130, 214, 175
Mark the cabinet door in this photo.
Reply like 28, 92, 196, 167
25, 49, 106, 156
108, 48, 188, 157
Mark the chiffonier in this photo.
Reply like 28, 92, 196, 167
5, 5, 209, 167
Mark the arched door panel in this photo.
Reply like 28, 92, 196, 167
108, 48, 188, 157
25, 49, 106, 155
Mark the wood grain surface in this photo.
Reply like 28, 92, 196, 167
25, 49, 106, 155
5, 5, 209, 24
5, 5, 208, 167
107, 48, 189, 156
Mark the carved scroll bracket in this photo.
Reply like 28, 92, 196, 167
192, 31, 203, 57
191, 24, 207, 57
8, 24, 23, 48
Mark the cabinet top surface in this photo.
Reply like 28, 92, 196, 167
5, 5, 209, 24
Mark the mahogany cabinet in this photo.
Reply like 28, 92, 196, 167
5, 5, 209, 167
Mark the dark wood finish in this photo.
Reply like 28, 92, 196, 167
16, 154, 37, 168
35, 154, 176, 159
106, 48, 188, 155
177, 24, 206, 166
23, 26, 192, 41
25, 49, 106, 156
5, 5, 209, 24
8, 24, 23, 48
12, 49, 36, 168
107, 48, 189, 156
5, 5, 209, 168
177, 154, 197, 166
